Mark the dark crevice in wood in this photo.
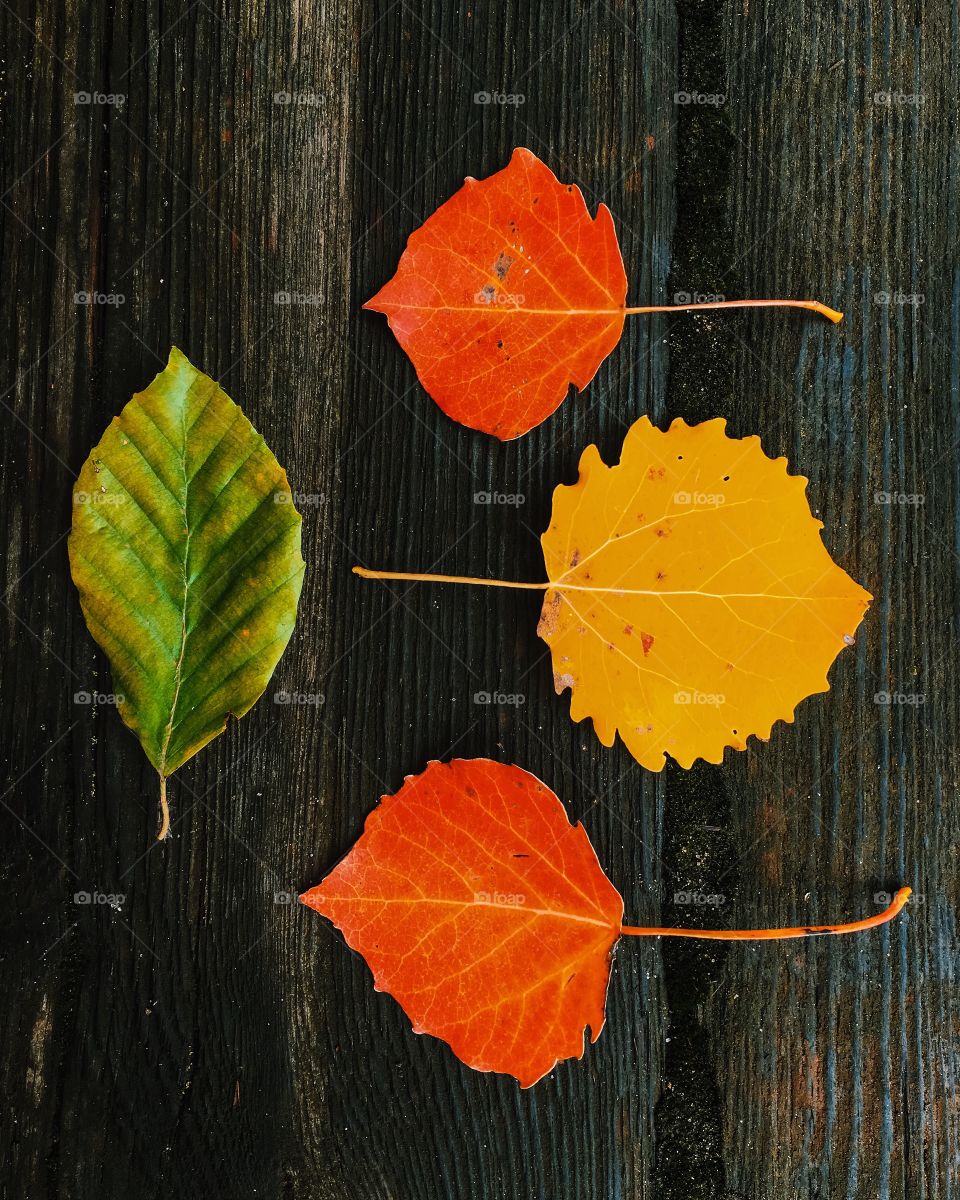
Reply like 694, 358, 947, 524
654, 1, 741, 1197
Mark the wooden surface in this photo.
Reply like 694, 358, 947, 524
1, 1, 957, 1197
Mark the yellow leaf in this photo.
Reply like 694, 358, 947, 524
537, 416, 870, 769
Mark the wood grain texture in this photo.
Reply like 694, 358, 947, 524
0, 1, 956, 1198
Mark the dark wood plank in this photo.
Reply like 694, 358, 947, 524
319, 4, 675, 1198
1, 0, 355, 1194
692, 3, 960, 1198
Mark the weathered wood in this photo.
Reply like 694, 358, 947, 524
1, 1, 956, 1198
708, 3, 960, 1198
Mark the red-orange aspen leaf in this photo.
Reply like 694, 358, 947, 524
301, 758, 623, 1087
364, 147, 842, 439
301, 759, 910, 1086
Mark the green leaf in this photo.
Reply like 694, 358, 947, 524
69, 347, 305, 834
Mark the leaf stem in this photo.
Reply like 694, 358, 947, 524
353, 565, 547, 590
157, 775, 170, 842
623, 299, 843, 323
619, 887, 910, 940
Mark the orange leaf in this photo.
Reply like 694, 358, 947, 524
365, 147, 627, 439
301, 758, 910, 1085
538, 416, 872, 769
354, 416, 872, 770
300, 758, 623, 1087
364, 147, 842, 439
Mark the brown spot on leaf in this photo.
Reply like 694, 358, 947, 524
493, 252, 514, 280
640, 632, 655, 655
536, 591, 563, 639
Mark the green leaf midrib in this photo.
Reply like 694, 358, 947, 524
156, 364, 192, 779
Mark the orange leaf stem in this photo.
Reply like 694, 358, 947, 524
619, 887, 911, 940
354, 565, 546, 590
624, 299, 843, 323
